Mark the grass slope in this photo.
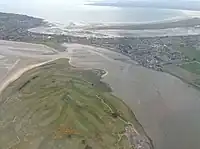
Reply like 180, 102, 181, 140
177, 47, 200, 61
0, 58, 147, 149
180, 62, 200, 75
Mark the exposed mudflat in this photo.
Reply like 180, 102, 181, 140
30, 25, 200, 38
62, 43, 200, 149
0, 40, 200, 149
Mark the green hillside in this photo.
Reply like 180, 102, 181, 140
0, 58, 152, 149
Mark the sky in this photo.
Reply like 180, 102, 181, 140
0, 0, 101, 5
1, 0, 200, 11
0, 0, 113, 20
2, 0, 200, 6
0, 0, 103, 11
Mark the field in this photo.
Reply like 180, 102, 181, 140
180, 62, 200, 75
33, 40, 66, 52
166, 46, 200, 87
0, 58, 148, 149
177, 46, 200, 61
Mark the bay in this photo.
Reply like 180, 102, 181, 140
0, 3, 191, 25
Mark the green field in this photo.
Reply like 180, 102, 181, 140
180, 62, 200, 75
31, 38, 66, 52
177, 46, 200, 61
0, 58, 148, 149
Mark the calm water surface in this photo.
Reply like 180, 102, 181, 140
0, 3, 189, 25
64, 43, 200, 149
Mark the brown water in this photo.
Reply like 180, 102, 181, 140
64, 43, 200, 149
1, 40, 200, 149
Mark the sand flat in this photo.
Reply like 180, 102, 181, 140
0, 40, 200, 149
63, 43, 200, 149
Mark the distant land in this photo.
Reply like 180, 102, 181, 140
0, 12, 154, 149
2, 11, 200, 149
87, 0, 200, 11
86, 17, 200, 30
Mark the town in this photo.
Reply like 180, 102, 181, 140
0, 12, 199, 73
69, 35, 198, 71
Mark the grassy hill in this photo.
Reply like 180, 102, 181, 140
0, 58, 152, 149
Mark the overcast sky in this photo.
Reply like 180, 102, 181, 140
0, 0, 101, 5
0, 0, 101, 10
2, 0, 200, 5
1, 0, 200, 9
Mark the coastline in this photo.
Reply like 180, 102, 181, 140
1, 11, 200, 149
29, 17, 200, 39
0, 56, 154, 149
1, 38, 200, 149
0, 58, 58, 95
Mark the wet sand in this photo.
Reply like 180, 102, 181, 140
30, 24, 200, 38
0, 40, 200, 149
0, 40, 56, 94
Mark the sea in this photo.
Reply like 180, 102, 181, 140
1, 2, 200, 26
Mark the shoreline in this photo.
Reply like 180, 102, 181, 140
1, 11, 200, 149
1, 39, 200, 149
0, 58, 58, 95
0, 57, 154, 149
29, 17, 200, 39
0, 56, 154, 148
86, 17, 200, 30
